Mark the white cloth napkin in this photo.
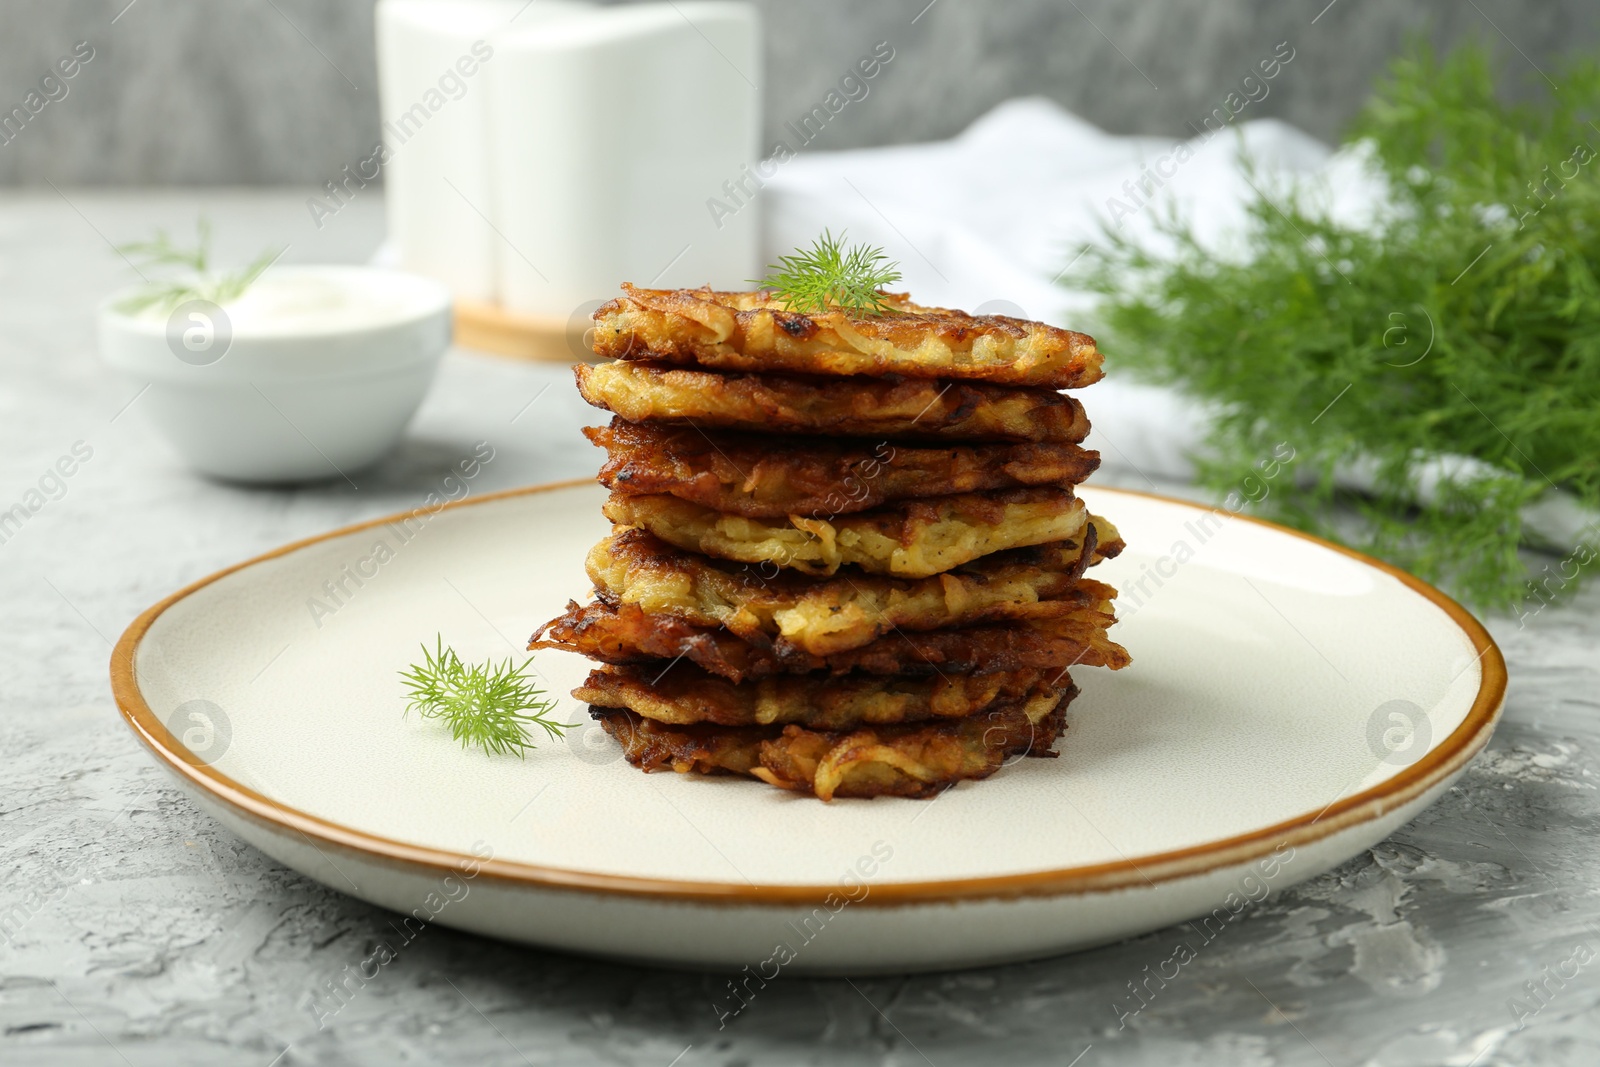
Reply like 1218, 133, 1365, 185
762, 97, 1598, 554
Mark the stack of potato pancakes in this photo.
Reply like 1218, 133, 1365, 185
530, 284, 1129, 801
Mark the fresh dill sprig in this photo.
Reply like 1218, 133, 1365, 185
1070, 38, 1600, 611
113, 216, 282, 315
752, 229, 903, 315
400, 637, 568, 758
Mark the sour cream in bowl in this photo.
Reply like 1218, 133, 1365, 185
99, 266, 452, 483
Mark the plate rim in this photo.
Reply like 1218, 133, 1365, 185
110, 479, 1506, 907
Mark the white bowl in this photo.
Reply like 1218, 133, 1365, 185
99, 266, 452, 483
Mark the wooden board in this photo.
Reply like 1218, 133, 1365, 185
453, 300, 597, 362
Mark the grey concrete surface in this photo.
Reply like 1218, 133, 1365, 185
1, 0, 1596, 185
2, 190, 1599, 1066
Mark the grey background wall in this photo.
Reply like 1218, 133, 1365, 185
1, 0, 1595, 186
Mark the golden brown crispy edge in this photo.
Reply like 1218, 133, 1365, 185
530, 599, 1129, 682
591, 284, 1104, 391
573, 361, 1091, 443
574, 662, 1063, 729
587, 418, 1101, 519
600, 486, 1086, 579
591, 680, 1077, 800
583, 523, 1122, 656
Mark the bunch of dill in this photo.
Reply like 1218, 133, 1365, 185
1075, 40, 1600, 611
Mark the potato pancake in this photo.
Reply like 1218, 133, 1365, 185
592, 680, 1076, 800
592, 284, 1103, 390
575, 662, 1062, 729
531, 599, 1128, 682
574, 362, 1090, 443
603, 487, 1085, 578
586, 522, 1122, 656
587, 419, 1100, 518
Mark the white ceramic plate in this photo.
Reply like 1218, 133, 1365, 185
112, 482, 1504, 974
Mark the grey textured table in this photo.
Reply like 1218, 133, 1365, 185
3, 191, 1597, 1067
